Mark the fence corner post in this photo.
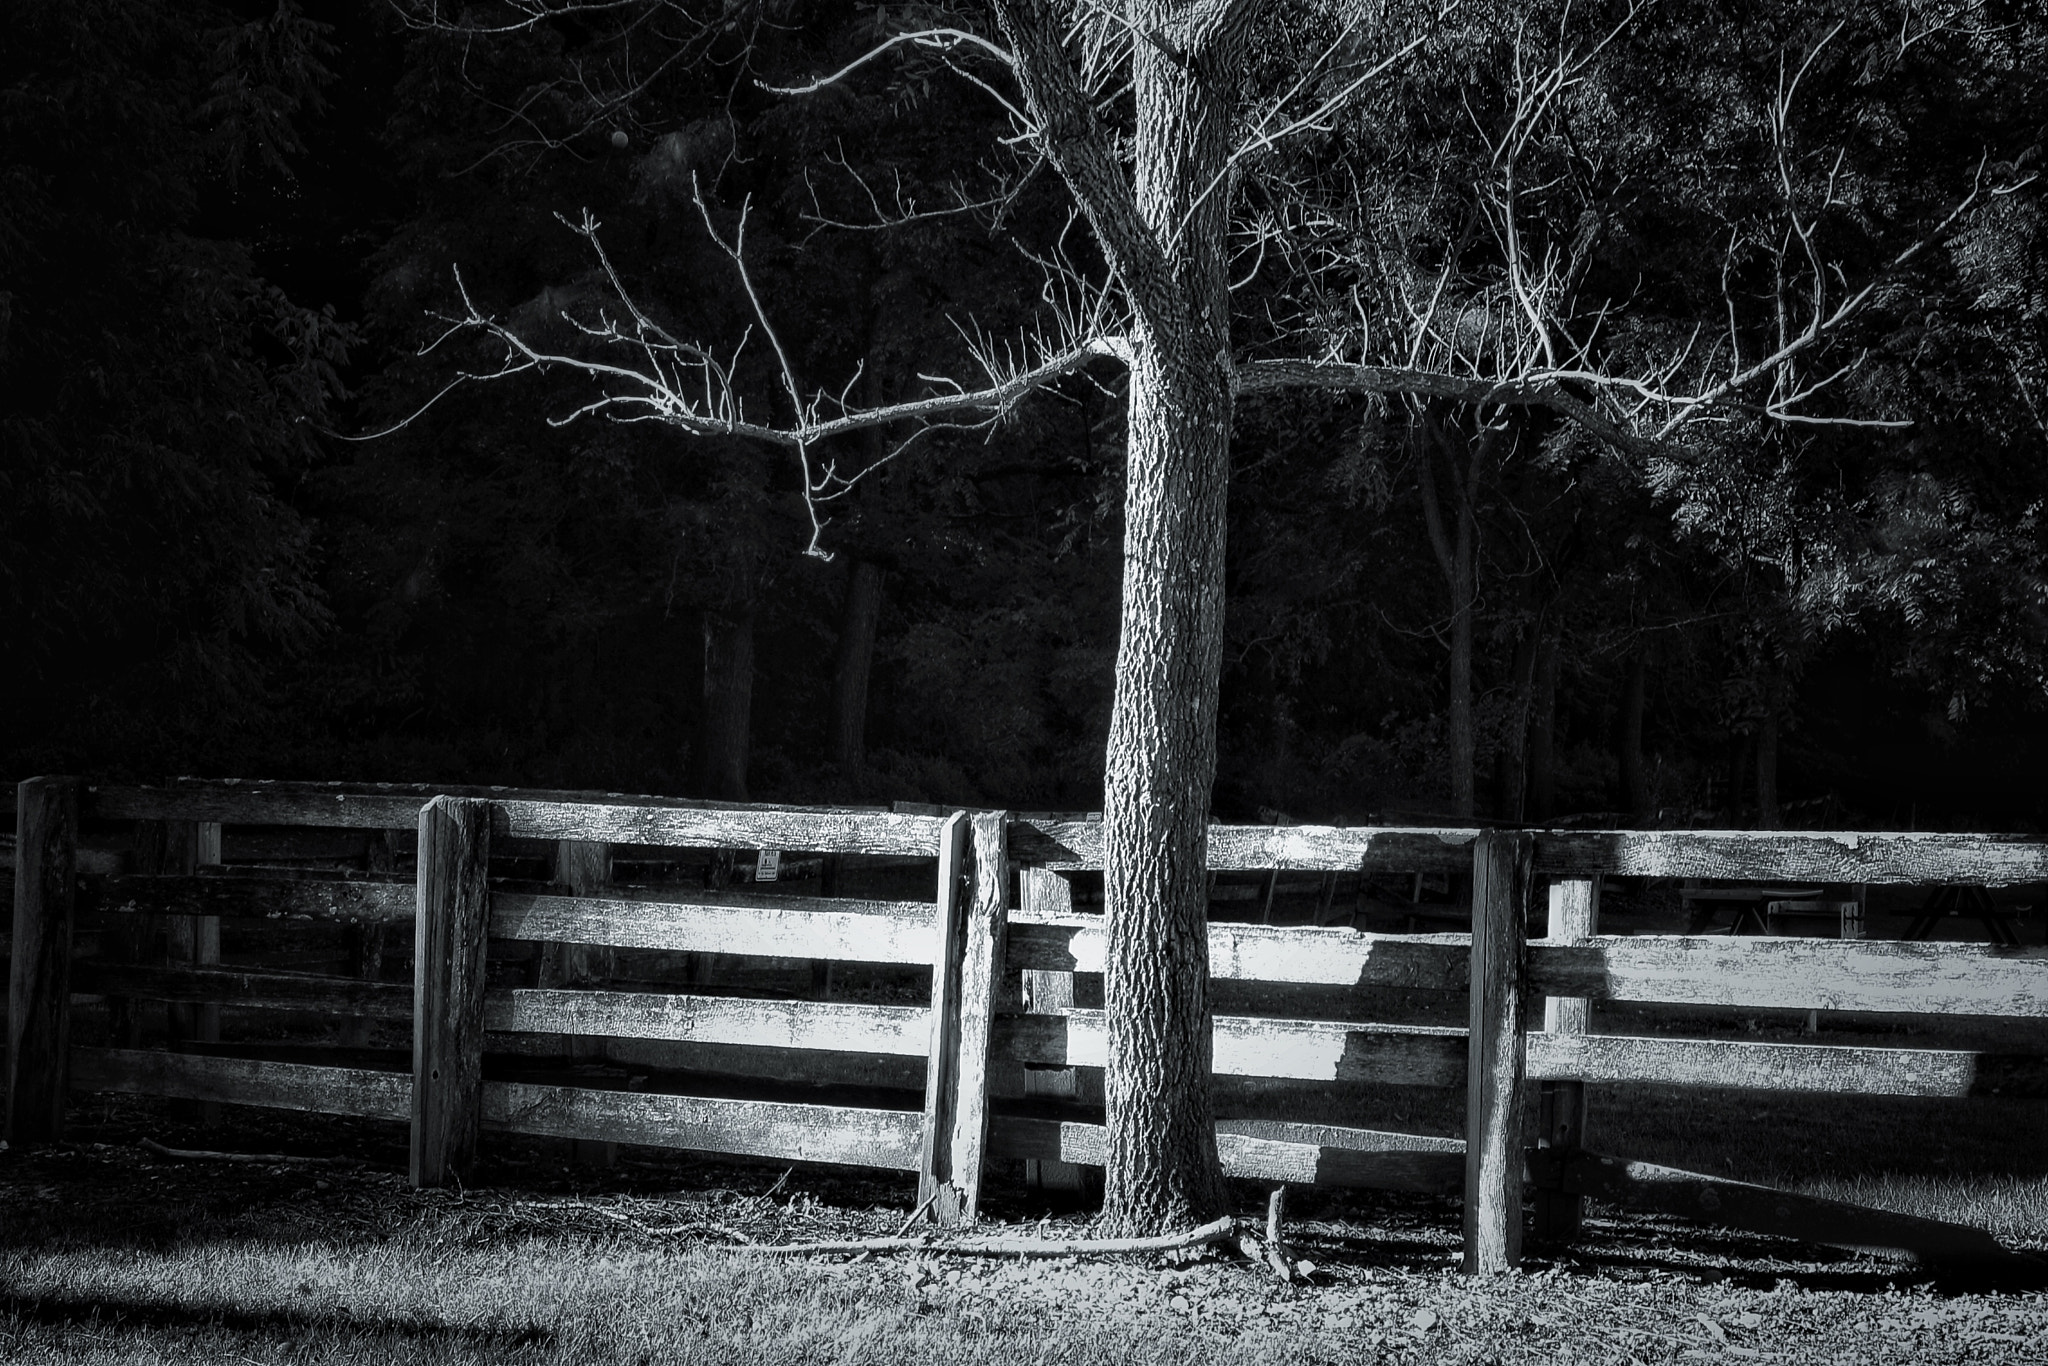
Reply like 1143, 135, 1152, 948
411, 794, 493, 1188
8, 776, 81, 1145
1463, 828, 1532, 1274
918, 810, 975, 1223
944, 811, 1009, 1224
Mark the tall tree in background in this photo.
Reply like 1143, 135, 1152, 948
0, 0, 353, 775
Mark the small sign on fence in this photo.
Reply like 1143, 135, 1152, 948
754, 848, 781, 882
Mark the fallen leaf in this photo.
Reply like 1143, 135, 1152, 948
1411, 1308, 1438, 1332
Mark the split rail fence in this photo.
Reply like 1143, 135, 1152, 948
7, 776, 2048, 1271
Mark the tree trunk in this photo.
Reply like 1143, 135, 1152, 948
1416, 417, 1485, 820
1615, 652, 1647, 819
991, 0, 1255, 1234
1094, 1, 1251, 1236
1497, 623, 1541, 822
1446, 499, 1478, 819
1527, 632, 1560, 823
1102, 344, 1233, 1234
697, 607, 755, 801
829, 559, 884, 772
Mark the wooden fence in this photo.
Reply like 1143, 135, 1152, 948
7, 776, 2048, 1272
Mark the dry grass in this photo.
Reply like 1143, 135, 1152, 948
6, 1109, 2048, 1366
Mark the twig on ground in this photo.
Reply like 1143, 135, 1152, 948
894, 1189, 940, 1236
509, 1199, 754, 1244
139, 1138, 364, 1170
739, 1214, 1242, 1258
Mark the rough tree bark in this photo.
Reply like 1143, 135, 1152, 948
993, 0, 1255, 1232
1095, 3, 1245, 1236
830, 559, 884, 772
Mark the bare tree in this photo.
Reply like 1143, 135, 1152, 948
389, 0, 2023, 1233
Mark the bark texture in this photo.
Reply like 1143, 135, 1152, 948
990, 0, 1258, 1232
1097, 2, 1245, 1235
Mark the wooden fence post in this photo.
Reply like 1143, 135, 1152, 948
1463, 829, 1532, 1274
919, 810, 1008, 1225
550, 837, 616, 1168
411, 795, 492, 1188
8, 777, 80, 1144
1534, 876, 1598, 1243
1019, 865, 1088, 1196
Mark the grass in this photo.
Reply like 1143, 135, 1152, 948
6, 1101, 2048, 1366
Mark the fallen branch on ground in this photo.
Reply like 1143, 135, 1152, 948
508, 1198, 754, 1244
894, 1189, 939, 1236
139, 1137, 365, 1169
736, 1214, 1241, 1258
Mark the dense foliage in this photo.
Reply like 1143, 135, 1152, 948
5, 0, 2046, 830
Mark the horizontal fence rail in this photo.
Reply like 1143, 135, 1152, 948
11, 776, 2048, 1274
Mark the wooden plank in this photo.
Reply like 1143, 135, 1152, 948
995, 1011, 1467, 1087
495, 800, 946, 857
988, 1117, 1466, 1193
1534, 1148, 2026, 1268
411, 795, 492, 1188
1017, 866, 1085, 1195
482, 1080, 924, 1170
1529, 936, 2048, 1015
1010, 818, 1481, 873
69, 1046, 411, 1121
1009, 818, 2048, 885
1464, 830, 1531, 1274
1524, 1031, 2048, 1097
485, 989, 928, 1054
1536, 829, 2048, 887
938, 811, 1008, 1223
9, 776, 79, 1143
490, 891, 934, 964
1005, 915, 1468, 989
87, 779, 891, 832
1536, 877, 1598, 1242
76, 964, 413, 1018
917, 813, 972, 1222
90, 871, 415, 923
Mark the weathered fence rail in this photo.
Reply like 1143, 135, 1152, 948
8, 777, 2047, 1272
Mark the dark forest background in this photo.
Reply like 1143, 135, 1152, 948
5, 0, 2046, 830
